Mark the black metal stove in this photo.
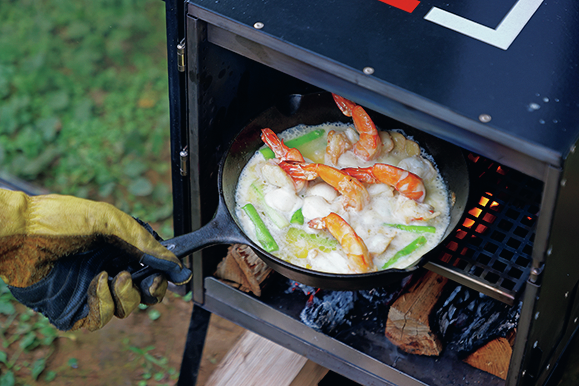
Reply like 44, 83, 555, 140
162, 1, 579, 385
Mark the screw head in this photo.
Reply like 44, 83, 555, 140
253, 22, 264, 29
479, 114, 492, 123
363, 67, 375, 75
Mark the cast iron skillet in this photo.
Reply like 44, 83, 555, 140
137, 93, 469, 290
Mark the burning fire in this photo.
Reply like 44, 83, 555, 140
462, 193, 500, 232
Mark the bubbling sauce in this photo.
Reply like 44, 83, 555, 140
235, 123, 451, 274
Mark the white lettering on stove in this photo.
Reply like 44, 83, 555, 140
424, 0, 544, 50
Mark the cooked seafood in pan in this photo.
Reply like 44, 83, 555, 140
235, 95, 451, 274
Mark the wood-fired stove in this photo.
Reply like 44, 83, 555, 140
162, 1, 579, 385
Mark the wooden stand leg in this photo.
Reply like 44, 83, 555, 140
206, 331, 328, 386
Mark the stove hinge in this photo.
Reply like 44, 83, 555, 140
179, 146, 189, 176
177, 38, 186, 72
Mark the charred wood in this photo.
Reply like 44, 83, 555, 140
294, 274, 414, 335
432, 285, 521, 358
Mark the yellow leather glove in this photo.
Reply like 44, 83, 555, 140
0, 189, 192, 331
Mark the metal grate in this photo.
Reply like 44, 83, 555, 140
425, 153, 541, 305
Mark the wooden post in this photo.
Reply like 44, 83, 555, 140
206, 331, 328, 386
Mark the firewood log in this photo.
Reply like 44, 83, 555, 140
214, 244, 272, 296
385, 271, 448, 356
463, 330, 516, 380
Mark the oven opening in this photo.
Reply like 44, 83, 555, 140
190, 74, 543, 385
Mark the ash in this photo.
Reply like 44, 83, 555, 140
300, 291, 357, 333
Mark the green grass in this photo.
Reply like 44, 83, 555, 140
0, 0, 173, 237
0, 280, 59, 385
0, 0, 179, 383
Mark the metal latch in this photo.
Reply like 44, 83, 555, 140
179, 147, 189, 176
177, 38, 186, 72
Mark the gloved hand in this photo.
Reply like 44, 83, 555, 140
0, 189, 192, 331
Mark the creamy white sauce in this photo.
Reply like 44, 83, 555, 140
235, 123, 451, 274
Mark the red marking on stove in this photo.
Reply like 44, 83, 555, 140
378, 0, 420, 13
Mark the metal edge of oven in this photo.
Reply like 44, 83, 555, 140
514, 143, 579, 385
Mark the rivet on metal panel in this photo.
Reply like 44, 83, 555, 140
529, 267, 541, 283
561, 179, 567, 187
253, 22, 264, 29
363, 67, 375, 75
478, 114, 492, 123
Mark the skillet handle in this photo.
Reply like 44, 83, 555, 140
129, 199, 248, 285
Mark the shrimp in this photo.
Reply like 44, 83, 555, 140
261, 128, 305, 163
331, 94, 382, 161
261, 128, 306, 191
308, 212, 372, 273
351, 105, 382, 161
332, 94, 357, 117
326, 130, 352, 165
342, 163, 426, 202
395, 197, 440, 224
279, 162, 370, 211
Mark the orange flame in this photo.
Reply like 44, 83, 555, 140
463, 218, 475, 228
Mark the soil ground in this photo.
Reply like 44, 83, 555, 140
3, 294, 245, 386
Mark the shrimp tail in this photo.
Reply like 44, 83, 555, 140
332, 94, 357, 117
261, 128, 305, 163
